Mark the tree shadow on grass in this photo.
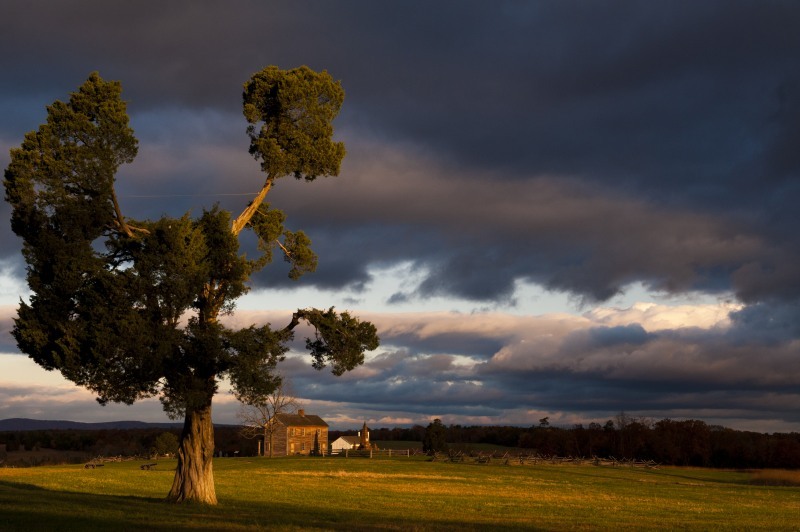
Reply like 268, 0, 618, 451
0, 479, 200, 532
0, 479, 535, 531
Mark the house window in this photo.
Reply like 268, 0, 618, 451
301, 442, 305, 451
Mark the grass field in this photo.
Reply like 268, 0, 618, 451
1, 456, 797, 530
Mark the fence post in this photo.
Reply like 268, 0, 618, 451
370, 449, 373, 458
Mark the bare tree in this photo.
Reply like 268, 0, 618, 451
238, 379, 301, 457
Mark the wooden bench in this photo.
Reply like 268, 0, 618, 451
140, 463, 158, 470
84, 462, 104, 469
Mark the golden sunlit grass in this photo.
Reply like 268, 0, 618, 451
1, 457, 798, 530
253, 469, 468, 481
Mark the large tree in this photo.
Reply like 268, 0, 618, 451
3, 67, 379, 504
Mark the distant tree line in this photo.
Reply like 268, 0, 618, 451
0, 427, 258, 460
5, 417, 799, 469
365, 416, 800, 469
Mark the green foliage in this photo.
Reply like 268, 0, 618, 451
225, 324, 289, 405
422, 418, 449, 453
247, 205, 318, 279
194, 207, 253, 316
4, 74, 161, 405
281, 229, 317, 280
112, 215, 208, 323
243, 65, 345, 180
4, 72, 137, 242
4, 73, 143, 397
3, 69, 378, 425
154, 432, 180, 456
248, 205, 286, 269
296, 307, 380, 376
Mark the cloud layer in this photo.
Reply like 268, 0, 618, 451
1, 1, 799, 431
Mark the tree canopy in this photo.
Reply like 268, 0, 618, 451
3, 67, 379, 504
422, 418, 449, 453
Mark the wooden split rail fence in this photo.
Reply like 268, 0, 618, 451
333, 449, 412, 458
508, 454, 659, 468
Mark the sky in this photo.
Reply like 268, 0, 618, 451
1, 0, 799, 433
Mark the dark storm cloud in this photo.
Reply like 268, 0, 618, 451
2, 1, 800, 305
267, 152, 778, 302
727, 299, 800, 345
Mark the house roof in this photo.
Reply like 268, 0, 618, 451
274, 413, 328, 427
335, 435, 361, 445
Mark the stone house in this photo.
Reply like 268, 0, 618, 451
269, 410, 329, 456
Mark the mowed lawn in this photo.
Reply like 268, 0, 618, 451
0, 456, 797, 530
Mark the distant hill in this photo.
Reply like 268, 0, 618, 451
0, 418, 183, 431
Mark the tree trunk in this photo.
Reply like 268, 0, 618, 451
167, 401, 217, 504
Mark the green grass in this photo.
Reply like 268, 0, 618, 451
1, 457, 797, 530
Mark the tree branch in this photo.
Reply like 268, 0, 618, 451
111, 186, 150, 236
231, 178, 274, 236
111, 187, 133, 238
282, 309, 311, 335
276, 239, 291, 258
283, 313, 301, 335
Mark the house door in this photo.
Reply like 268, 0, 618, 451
289, 442, 295, 454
